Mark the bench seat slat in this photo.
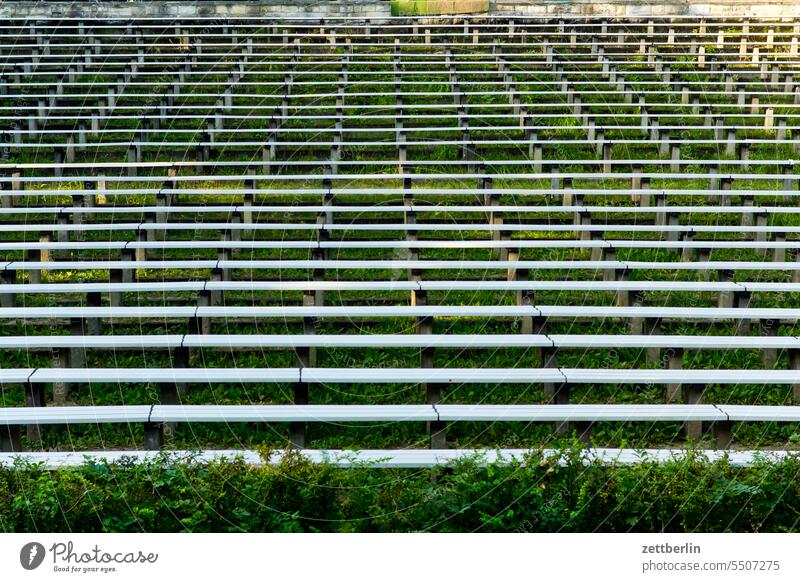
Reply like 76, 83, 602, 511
0, 367, 796, 385
0, 448, 796, 469
151, 405, 437, 423
435, 404, 726, 422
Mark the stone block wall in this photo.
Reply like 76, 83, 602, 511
491, 0, 800, 18
4, 0, 800, 20
0, 1, 391, 20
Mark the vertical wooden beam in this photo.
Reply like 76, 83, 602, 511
684, 384, 705, 441
665, 347, 683, 402
415, 290, 445, 449
760, 318, 779, 368
25, 381, 46, 445
789, 349, 800, 403
714, 420, 733, 449
290, 292, 316, 449
0, 425, 21, 452
144, 422, 163, 451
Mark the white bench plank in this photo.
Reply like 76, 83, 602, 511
151, 404, 437, 423
0, 334, 797, 351
0, 405, 151, 425
435, 404, 726, 422
719, 405, 800, 422
299, 368, 565, 384
0, 448, 795, 469
0, 369, 36, 383
29, 368, 301, 384
7, 259, 800, 273
0, 280, 753, 295
549, 335, 800, 349
3, 305, 800, 321
0, 367, 795, 386
0, 335, 185, 349
561, 368, 800, 384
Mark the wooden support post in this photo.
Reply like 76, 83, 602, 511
155, 168, 176, 227
717, 268, 736, 308
789, 349, 800, 403
663, 211, 679, 243
760, 318, 779, 368
720, 176, 732, 207
725, 129, 736, 156
553, 379, 571, 434
290, 291, 316, 449
24, 238, 43, 285
659, 129, 670, 158
573, 421, 592, 446
25, 381, 46, 445
262, 141, 274, 175
0, 269, 17, 307
0, 425, 21, 452
755, 211, 767, 244
84, 291, 101, 336
714, 421, 733, 449
740, 190, 756, 227
631, 164, 642, 203
684, 384, 705, 441
782, 163, 794, 195
708, 162, 720, 194
639, 97, 649, 135
53, 148, 65, 173
738, 142, 750, 170
644, 317, 661, 364
621, 288, 643, 330
530, 130, 542, 172
414, 291, 445, 449
144, 423, 163, 451
773, 232, 787, 263
49, 345, 69, 407
602, 247, 617, 281
243, 168, 256, 228
681, 231, 695, 262
670, 144, 680, 171
640, 175, 651, 207
734, 289, 752, 335
192, 287, 211, 336
665, 347, 683, 402
541, 344, 560, 403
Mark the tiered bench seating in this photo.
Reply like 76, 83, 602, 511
1, 15, 800, 465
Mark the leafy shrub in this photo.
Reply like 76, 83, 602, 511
2, 449, 799, 532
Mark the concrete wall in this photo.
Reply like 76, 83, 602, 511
492, 0, 800, 18
0, 1, 391, 20
3, 0, 800, 20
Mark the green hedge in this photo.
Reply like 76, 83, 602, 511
2, 449, 800, 532
391, 0, 489, 16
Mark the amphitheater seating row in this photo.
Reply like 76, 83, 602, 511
2, 16, 800, 465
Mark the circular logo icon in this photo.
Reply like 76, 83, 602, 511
20, 542, 46, 570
